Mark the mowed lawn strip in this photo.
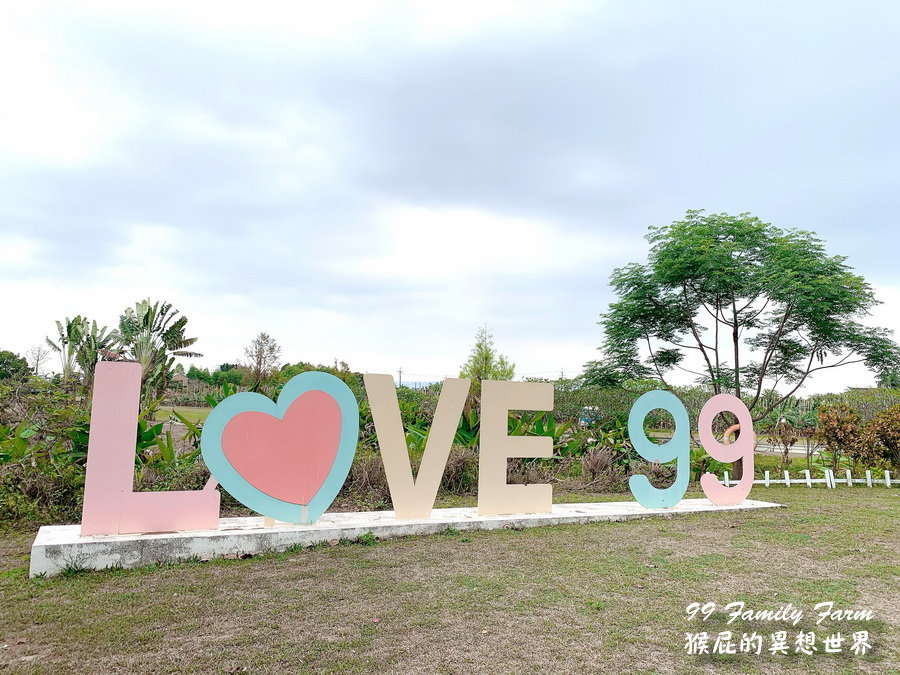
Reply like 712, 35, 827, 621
153, 406, 211, 424
1, 487, 897, 673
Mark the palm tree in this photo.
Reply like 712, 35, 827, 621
117, 299, 202, 404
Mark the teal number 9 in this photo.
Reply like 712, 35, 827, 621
627, 390, 690, 508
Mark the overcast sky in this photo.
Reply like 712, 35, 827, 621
1, 0, 898, 393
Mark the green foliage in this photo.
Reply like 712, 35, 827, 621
597, 210, 900, 420
816, 404, 874, 470
45, 315, 89, 381
553, 378, 657, 428
509, 412, 576, 456
0, 351, 31, 382
581, 360, 647, 388
877, 370, 900, 388
355, 532, 378, 546
0, 368, 207, 526
187, 365, 212, 383
688, 446, 727, 481
274, 361, 365, 401
454, 408, 480, 449
0, 421, 37, 463
0, 377, 90, 467
869, 405, 900, 469
459, 326, 514, 398
43, 300, 201, 410
242, 332, 282, 392
212, 368, 244, 387
590, 420, 638, 467
75, 320, 118, 399
117, 299, 202, 405
205, 381, 240, 407
0, 462, 85, 525
45, 316, 119, 401
815, 387, 900, 422
171, 410, 204, 451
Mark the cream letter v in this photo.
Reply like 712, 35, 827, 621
364, 374, 470, 519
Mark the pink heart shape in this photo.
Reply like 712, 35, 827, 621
221, 390, 341, 505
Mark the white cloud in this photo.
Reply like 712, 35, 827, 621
0, 235, 42, 269
0, 0, 897, 398
354, 204, 636, 282
0, 18, 137, 169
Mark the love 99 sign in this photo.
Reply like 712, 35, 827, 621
80, 362, 760, 538
627, 390, 755, 508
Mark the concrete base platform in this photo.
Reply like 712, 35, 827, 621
30, 498, 781, 577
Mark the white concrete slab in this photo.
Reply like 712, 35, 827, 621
29, 498, 781, 577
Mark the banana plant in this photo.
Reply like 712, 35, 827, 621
118, 299, 202, 405
172, 410, 203, 450
45, 316, 88, 381
205, 381, 239, 407
454, 409, 480, 449
74, 320, 119, 402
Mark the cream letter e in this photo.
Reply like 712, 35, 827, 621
478, 380, 553, 516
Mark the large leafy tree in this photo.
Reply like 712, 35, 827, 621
595, 210, 900, 420
0, 350, 31, 381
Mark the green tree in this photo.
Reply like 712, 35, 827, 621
0, 351, 31, 381
186, 365, 212, 383
597, 210, 900, 421
878, 369, 900, 388
242, 332, 282, 392
212, 368, 244, 387
870, 404, 900, 469
274, 360, 365, 401
117, 299, 202, 404
459, 326, 515, 398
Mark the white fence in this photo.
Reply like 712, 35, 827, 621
720, 469, 894, 489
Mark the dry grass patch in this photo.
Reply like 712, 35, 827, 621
0, 487, 897, 673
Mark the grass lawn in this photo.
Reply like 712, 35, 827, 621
153, 406, 211, 424
1, 487, 897, 673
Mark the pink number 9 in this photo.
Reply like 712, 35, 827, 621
698, 394, 755, 505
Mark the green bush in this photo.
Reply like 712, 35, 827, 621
869, 404, 900, 469
0, 462, 85, 525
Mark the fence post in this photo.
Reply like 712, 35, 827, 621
866, 470, 872, 488
764, 470, 770, 487
784, 470, 791, 487
845, 469, 853, 487
887, 471, 893, 488
804, 469, 812, 488
827, 469, 835, 489
723, 470, 730, 487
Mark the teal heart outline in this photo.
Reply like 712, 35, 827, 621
201, 371, 359, 524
